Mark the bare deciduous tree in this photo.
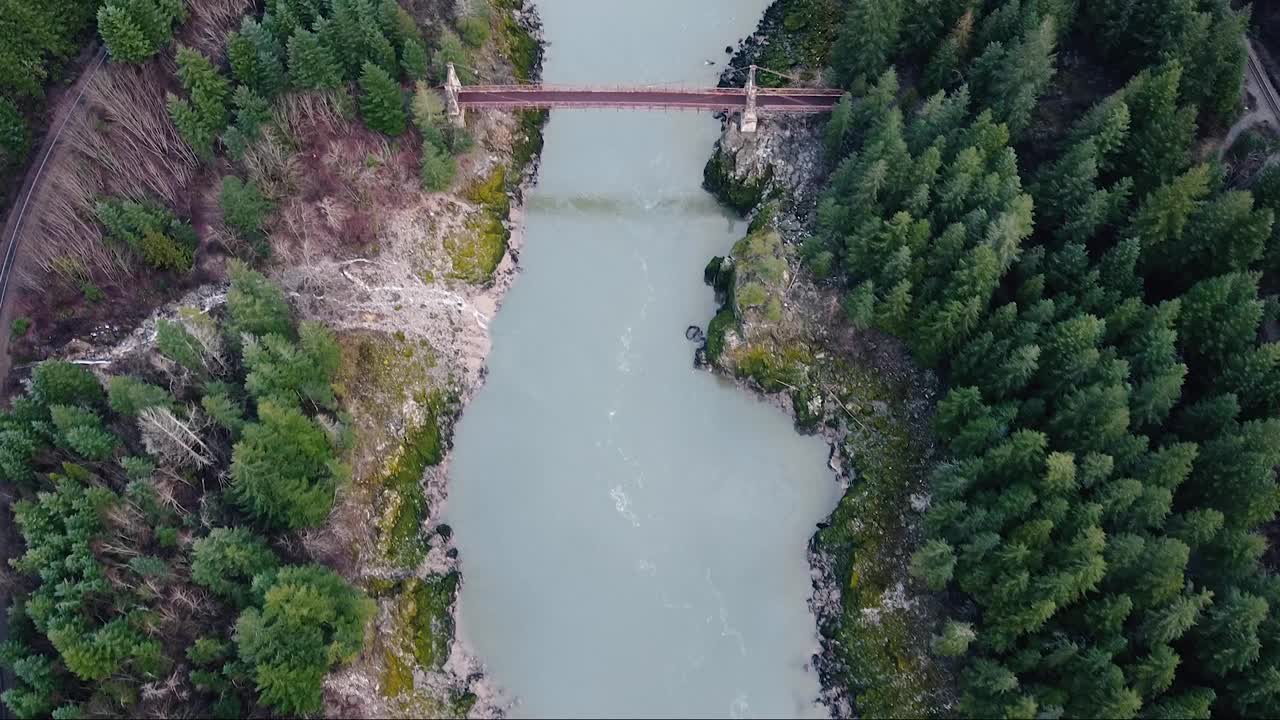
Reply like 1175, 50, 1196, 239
139, 406, 215, 469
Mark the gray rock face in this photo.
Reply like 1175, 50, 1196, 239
715, 116, 827, 210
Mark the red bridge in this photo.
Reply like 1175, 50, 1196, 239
455, 86, 844, 112
443, 64, 844, 132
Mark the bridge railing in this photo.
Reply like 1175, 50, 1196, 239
456, 84, 845, 96
459, 84, 749, 95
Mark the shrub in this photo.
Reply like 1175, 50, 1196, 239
10, 316, 30, 338
186, 637, 231, 667
458, 16, 490, 48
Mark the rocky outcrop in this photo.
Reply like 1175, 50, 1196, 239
703, 117, 826, 215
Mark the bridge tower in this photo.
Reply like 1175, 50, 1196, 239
741, 65, 758, 133
445, 62, 465, 127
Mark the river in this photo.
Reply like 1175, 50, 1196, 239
445, 1, 840, 716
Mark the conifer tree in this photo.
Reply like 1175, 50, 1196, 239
231, 402, 344, 530
234, 565, 373, 714
357, 60, 405, 135
287, 28, 342, 90
227, 17, 287, 98
830, 0, 903, 88
168, 46, 231, 159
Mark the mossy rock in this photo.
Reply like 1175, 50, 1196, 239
703, 148, 770, 214
734, 343, 810, 392
448, 168, 511, 283
791, 384, 823, 433
377, 393, 449, 567
705, 306, 737, 365
407, 573, 460, 670
704, 255, 736, 298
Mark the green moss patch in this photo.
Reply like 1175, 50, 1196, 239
403, 573, 459, 670
493, 0, 542, 82
447, 168, 511, 283
334, 331, 439, 445
379, 573, 470, 717
375, 397, 447, 567
705, 306, 736, 364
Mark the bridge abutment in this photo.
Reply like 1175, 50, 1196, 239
445, 63, 465, 128
740, 65, 758, 133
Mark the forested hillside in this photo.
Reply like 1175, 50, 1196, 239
2, 264, 371, 717
1, 0, 536, 717
799, 0, 1280, 716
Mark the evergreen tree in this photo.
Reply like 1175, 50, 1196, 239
167, 46, 231, 159
968, 18, 1057, 137
400, 37, 428, 81
234, 565, 374, 714
226, 17, 287, 99
358, 61, 405, 135
0, 98, 30, 170
107, 376, 172, 417
243, 321, 340, 410
30, 361, 104, 410
219, 176, 273, 241
922, 9, 973, 93
830, 0, 903, 89
420, 139, 456, 191
825, 93, 854, 157
226, 260, 294, 342
1178, 272, 1263, 376
191, 527, 280, 607
287, 28, 342, 90
231, 402, 343, 530
98, 0, 183, 63
1115, 64, 1197, 196
910, 539, 956, 590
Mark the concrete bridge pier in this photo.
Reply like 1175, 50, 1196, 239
445, 63, 465, 127
740, 65, 758, 133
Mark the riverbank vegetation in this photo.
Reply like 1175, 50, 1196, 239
710, 0, 1280, 717
3, 0, 543, 717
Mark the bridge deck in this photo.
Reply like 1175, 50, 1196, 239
455, 86, 843, 112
